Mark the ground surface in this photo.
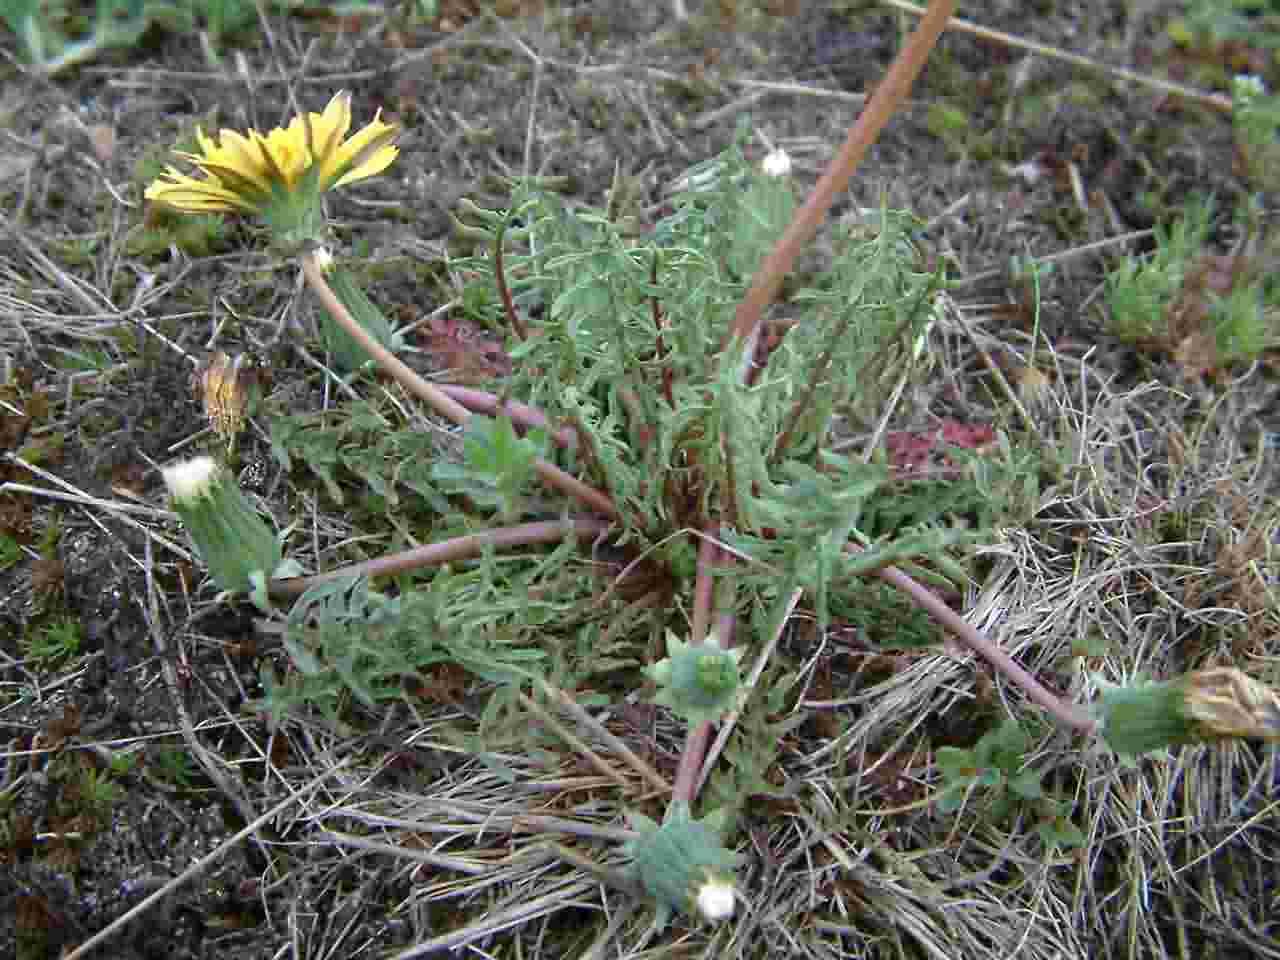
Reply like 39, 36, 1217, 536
1, 2, 1278, 959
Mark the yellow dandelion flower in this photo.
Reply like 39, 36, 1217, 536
145, 91, 399, 246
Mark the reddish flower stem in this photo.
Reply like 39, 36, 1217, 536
493, 221, 529, 341
873, 560, 1097, 734
302, 252, 620, 520
668, 1, 962, 807
436, 385, 577, 449
269, 516, 613, 598
671, 531, 729, 807
727, 0, 957, 368
302, 251, 473, 425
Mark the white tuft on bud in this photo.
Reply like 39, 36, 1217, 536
162, 456, 281, 595
162, 456, 220, 501
695, 877, 736, 921
1233, 73, 1265, 105
761, 148, 792, 177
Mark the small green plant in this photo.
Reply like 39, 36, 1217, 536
23, 616, 82, 665
1105, 196, 1213, 342
150, 747, 197, 789
0, 533, 20, 573
934, 718, 1087, 848
108, 750, 140, 777
1231, 73, 1280, 191
432, 415, 548, 523
1, 0, 154, 75
138, 31, 1280, 933
1172, 0, 1280, 52
259, 573, 547, 722
935, 717, 1044, 815
75, 764, 119, 823
1104, 195, 1278, 370
270, 398, 449, 514
0, 0, 384, 75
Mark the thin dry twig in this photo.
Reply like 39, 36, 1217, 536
537, 680, 670, 795
882, 0, 1233, 113
62, 764, 341, 960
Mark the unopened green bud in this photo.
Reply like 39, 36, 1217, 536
1096, 676, 1196, 756
163, 457, 281, 594
626, 807, 738, 928
647, 631, 745, 727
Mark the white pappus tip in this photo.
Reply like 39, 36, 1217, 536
695, 878, 735, 921
761, 148, 792, 177
162, 456, 220, 501
1234, 73, 1265, 103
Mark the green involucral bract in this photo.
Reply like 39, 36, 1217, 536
163, 456, 282, 595
626, 806, 739, 927
319, 262, 402, 372
1095, 675, 1196, 757
647, 631, 745, 728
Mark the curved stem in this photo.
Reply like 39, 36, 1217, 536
437, 384, 577, 449
301, 250, 473, 425
302, 252, 621, 520
874, 561, 1097, 734
270, 516, 612, 598
493, 220, 528, 341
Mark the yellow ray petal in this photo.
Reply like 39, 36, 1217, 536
257, 126, 312, 188
209, 128, 275, 190
145, 169, 255, 213
183, 160, 275, 205
325, 111, 400, 188
309, 91, 353, 162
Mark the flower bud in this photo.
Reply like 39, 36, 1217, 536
694, 876, 736, 921
194, 351, 259, 451
1183, 667, 1280, 741
761, 148, 792, 177
1096, 667, 1280, 756
1233, 73, 1266, 107
1096, 676, 1196, 756
626, 807, 739, 927
646, 631, 745, 727
163, 457, 281, 594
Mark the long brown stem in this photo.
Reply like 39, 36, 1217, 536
303, 252, 620, 520
669, 3, 962, 793
873, 560, 1097, 734
672, 533, 729, 807
270, 516, 612, 598
728, 0, 956, 362
301, 250, 473, 425
494, 221, 529, 341
437, 385, 577, 449
674, 0, 958, 812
